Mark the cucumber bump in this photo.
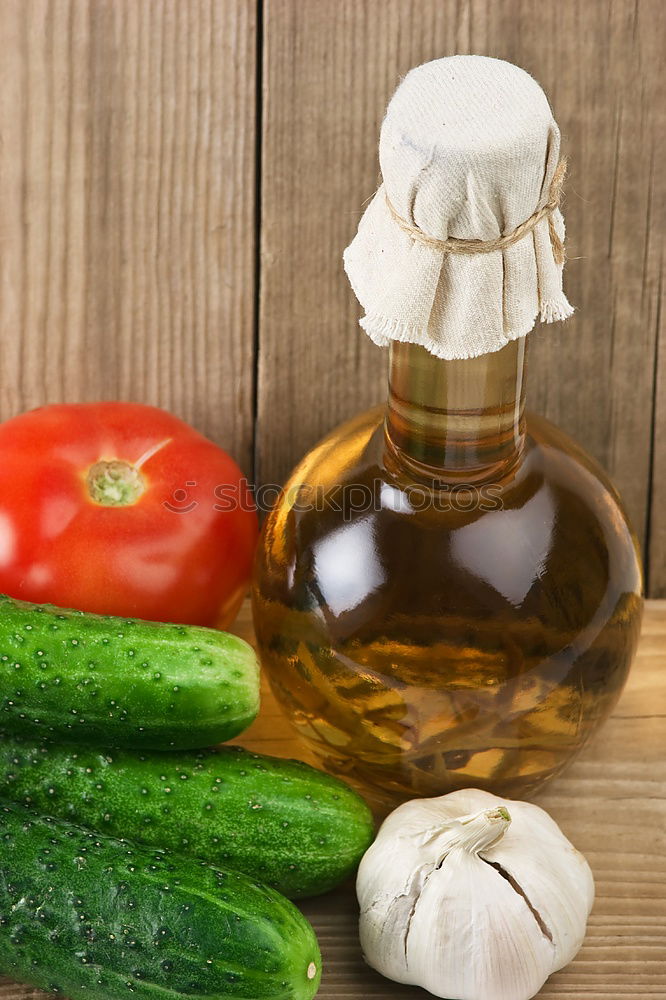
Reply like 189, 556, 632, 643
0, 594, 260, 749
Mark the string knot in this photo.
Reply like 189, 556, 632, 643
386, 158, 568, 267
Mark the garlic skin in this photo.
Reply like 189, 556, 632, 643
357, 789, 594, 1000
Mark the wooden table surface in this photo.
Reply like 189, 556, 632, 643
2, 600, 665, 1000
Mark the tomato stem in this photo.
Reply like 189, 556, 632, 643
86, 460, 145, 507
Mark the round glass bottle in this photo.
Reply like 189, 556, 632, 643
252, 338, 643, 808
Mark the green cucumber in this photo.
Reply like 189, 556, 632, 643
0, 594, 259, 749
0, 736, 374, 898
0, 801, 321, 999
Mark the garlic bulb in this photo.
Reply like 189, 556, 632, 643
357, 789, 594, 1000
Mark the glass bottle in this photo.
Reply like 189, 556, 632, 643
252, 336, 643, 808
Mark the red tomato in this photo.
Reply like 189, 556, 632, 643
0, 403, 258, 627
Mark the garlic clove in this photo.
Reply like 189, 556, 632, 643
359, 855, 434, 984
481, 800, 594, 971
357, 821, 441, 941
406, 848, 555, 1000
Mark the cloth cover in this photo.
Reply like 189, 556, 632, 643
343, 55, 574, 359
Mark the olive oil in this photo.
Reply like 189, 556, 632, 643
253, 341, 642, 808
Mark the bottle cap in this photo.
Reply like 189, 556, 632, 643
343, 56, 574, 360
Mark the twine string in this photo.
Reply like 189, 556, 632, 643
385, 158, 568, 267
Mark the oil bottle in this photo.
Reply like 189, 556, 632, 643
252, 56, 643, 807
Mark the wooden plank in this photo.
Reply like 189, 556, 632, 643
0, 0, 257, 470
3, 598, 665, 999
256, 0, 663, 576
521, 0, 664, 576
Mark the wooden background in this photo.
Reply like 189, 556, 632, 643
0, 0, 663, 591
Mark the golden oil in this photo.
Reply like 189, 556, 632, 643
253, 341, 642, 808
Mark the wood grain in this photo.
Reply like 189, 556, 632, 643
0, 0, 257, 470
3, 598, 665, 1000
256, 0, 664, 567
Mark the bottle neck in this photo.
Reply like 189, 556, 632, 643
385, 338, 528, 484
